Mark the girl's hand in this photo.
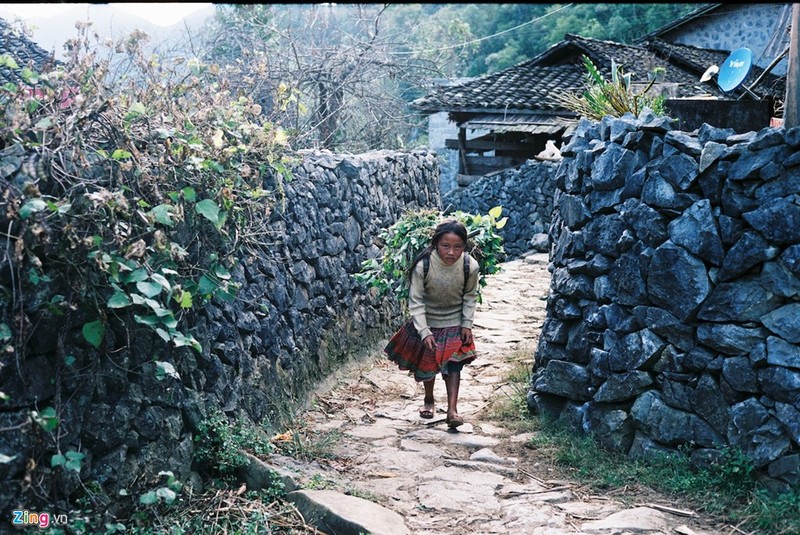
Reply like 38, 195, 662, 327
423, 335, 436, 352
461, 328, 473, 345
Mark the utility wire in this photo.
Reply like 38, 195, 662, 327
407, 3, 575, 54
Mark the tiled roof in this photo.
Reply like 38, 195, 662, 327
534, 34, 728, 97
412, 62, 586, 114
411, 33, 785, 115
0, 17, 58, 85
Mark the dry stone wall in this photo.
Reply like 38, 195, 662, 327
0, 147, 440, 516
441, 159, 559, 258
528, 112, 800, 492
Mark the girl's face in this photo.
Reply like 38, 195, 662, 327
436, 232, 465, 265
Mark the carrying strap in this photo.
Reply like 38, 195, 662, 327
423, 253, 470, 292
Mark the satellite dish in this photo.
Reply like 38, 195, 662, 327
717, 47, 752, 92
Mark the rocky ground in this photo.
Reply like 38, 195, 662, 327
256, 254, 737, 534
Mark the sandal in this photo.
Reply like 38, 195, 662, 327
446, 415, 464, 429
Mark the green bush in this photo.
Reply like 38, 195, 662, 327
552, 54, 667, 120
193, 410, 274, 478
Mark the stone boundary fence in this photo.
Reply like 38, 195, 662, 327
441, 159, 558, 258
528, 112, 800, 492
0, 147, 440, 515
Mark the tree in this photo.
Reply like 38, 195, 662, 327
200, 4, 452, 153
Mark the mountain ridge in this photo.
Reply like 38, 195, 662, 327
0, 4, 215, 59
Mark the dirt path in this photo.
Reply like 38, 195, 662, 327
292, 255, 731, 534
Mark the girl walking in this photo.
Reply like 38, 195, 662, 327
384, 219, 479, 429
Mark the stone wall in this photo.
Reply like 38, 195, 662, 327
442, 159, 559, 258
0, 148, 440, 515
528, 112, 800, 492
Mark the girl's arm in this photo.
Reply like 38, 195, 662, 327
461, 256, 480, 330
408, 261, 432, 341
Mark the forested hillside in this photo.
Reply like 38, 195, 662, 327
382, 3, 707, 77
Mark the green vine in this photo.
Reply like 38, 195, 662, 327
1, 23, 299, 355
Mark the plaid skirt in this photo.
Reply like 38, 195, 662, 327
384, 320, 477, 382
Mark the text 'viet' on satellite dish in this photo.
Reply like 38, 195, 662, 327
717, 47, 752, 92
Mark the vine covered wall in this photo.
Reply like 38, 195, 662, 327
0, 146, 440, 518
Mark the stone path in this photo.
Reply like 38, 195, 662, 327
266, 254, 732, 534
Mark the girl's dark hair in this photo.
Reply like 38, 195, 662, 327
407, 219, 468, 281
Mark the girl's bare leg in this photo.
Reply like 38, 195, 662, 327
444, 371, 462, 425
420, 378, 436, 418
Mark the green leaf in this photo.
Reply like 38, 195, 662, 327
139, 491, 158, 505
65, 355, 76, 366
173, 332, 202, 353
155, 328, 171, 342
51, 454, 66, 468
0, 323, 11, 343
495, 217, 508, 229
143, 297, 163, 312
136, 281, 163, 298
64, 450, 85, 472
19, 198, 47, 219
128, 101, 146, 117
195, 199, 221, 224
21, 67, 38, 84
175, 290, 193, 309
111, 149, 133, 160
66, 450, 85, 461
150, 273, 171, 291
107, 292, 132, 308
488, 206, 503, 219
159, 313, 178, 329
156, 487, 177, 504
133, 314, 160, 326
32, 406, 58, 432
0, 54, 19, 69
182, 187, 196, 202
82, 320, 105, 348
35, 117, 52, 129
152, 204, 175, 227
197, 274, 219, 295
155, 361, 180, 380
214, 265, 231, 280
124, 268, 149, 284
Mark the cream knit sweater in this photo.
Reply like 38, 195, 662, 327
408, 250, 479, 340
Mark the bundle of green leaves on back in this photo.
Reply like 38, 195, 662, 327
356, 206, 507, 305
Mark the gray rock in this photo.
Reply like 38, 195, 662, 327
286, 489, 410, 535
